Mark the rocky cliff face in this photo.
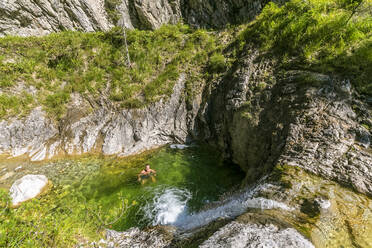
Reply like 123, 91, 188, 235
1, 1, 372, 246
88, 49, 372, 247
198, 48, 372, 196
0, 75, 197, 160
0, 32, 371, 247
0, 0, 269, 37
0, 0, 111, 37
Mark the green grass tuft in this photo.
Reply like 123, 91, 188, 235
240, 0, 372, 95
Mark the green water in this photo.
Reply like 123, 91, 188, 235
0, 145, 243, 231
37, 145, 243, 230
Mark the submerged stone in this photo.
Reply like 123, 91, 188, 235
0, 171, 14, 181
9, 174, 48, 205
169, 144, 190, 149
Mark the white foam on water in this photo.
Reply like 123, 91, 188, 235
169, 144, 190, 149
173, 184, 294, 231
142, 182, 294, 231
143, 187, 192, 226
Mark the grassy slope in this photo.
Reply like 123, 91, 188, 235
2, 0, 369, 121
0, 24, 225, 119
238, 0, 372, 95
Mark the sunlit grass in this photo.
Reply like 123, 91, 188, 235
239, 0, 372, 95
0, 24, 221, 119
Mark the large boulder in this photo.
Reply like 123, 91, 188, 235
200, 221, 314, 248
104, 226, 175, 248
9, 174, 49, 206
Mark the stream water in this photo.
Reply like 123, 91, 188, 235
0, 145, 244, 231
82, 145, 244, 230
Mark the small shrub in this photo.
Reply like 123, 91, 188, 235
257, 82, 267, 91
44, 91, 71, 119
209, 53, 226, 73
121, 99, 144, 109
0, 93, 33, 118
102, 26, 125, 47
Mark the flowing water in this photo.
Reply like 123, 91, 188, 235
0, 145, 244, 231
75, 145, 246, 230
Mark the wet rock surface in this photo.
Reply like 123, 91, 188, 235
259, 165, 372, 247
199, 221, 314, 248
200, 49, 372, 196
104, 227, 174, 248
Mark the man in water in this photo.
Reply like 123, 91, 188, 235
137, 164, 157, 184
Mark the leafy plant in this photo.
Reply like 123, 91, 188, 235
209, 53, 226, 73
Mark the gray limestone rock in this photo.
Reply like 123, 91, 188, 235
104, 227, 174, 248
0, 75, 190, 160
133, 0, 181, 30
0, 0, 273, 36
0, 0, 112, 37
198, 49, 372, 196
200, 221, 314, 248
9, 174, 48, 205
181, 0, 269, 29
0, 107, 58, 160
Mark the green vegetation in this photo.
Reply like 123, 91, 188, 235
239, 0, 372, 95
208, 53, 226, 73
0, 146, 243, 247
0, 186, 136, 247
0, 0, 370, 120
0, 24, 220, 119
104, 0, 122, 25
0, 93, 33, 118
